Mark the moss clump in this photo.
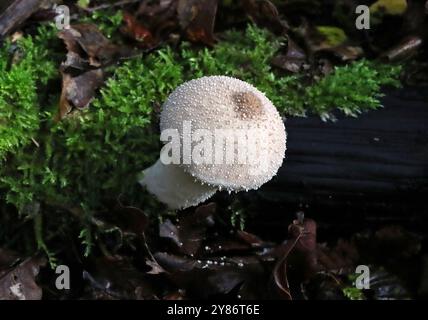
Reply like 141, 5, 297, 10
0, 33, 56, 160
302, 61, 402, 120
180, 25, 401, 119
0, 42, 182, 214
370, 0, 407, 15
316, 26, 347, 46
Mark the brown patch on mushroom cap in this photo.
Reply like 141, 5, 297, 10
232, 91, 264, 120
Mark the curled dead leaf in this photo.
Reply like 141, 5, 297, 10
272, 37, 307, 73
271, 215, 318, 299
0, 249, 45, 300
59, 69, 104, 119
59, 24, 125, 67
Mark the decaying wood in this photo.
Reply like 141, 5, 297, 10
260, 87, 428, 207
0, 0, 45, 38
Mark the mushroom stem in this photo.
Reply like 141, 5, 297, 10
139, 159, 217, 210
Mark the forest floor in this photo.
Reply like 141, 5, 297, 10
0, 0, 427, 300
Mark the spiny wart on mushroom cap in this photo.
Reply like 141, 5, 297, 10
140, 76, 287, 210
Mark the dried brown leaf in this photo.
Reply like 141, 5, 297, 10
59, 69, 104, 119
58, 24, 127, 68
121, 12, 158, 49
272, 216, 318, 299
0, 249, 45, 300
159, 203, 216, 256
272, 37, 307, 73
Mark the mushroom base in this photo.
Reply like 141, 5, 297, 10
139, 159, 217, 210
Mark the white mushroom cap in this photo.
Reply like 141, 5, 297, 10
160, 76, 286, 191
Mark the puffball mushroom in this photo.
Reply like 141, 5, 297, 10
140, 76, 286, 209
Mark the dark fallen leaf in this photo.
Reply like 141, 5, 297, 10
242, 0, 289, 34
271, 248, 293, 299
317, 239, 359, 273
121, 11, 158, 49
113, 197, 149, 235
271, 215, 318, 299
154, 252, 266, 298
136, 0, 179, 45
82, 255, 157, 300
177, 0, 218, 45
137, 0, 176, 16
301, 272, 346, 300
28, 8, 57, 23
62, 51, 90, 71
57, 24, 135, 120
153, 252, 197, 273
159, 203, 216, 256
58, 24, 127, 68
145, 258, 166, 275
159, 219, 181, 245
0, 249, 45, 300
59, 69, 104, 119
236, 230, 266, 248
271, 37, 307, 73
287, 216, 318, 280
201, 230, 275, 256
0, 0, 44, 38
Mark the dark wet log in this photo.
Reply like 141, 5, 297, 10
246, 87, 428, 240
259, 86, 428, 208
0, 0, 44, 38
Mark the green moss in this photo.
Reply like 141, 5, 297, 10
179, 25, 401, 119
316, 26, 347, 46
81, 9, 123, 39
47, 48, 183, 208
343, 273, 366, 300
302, 61, 401, 120
0, 49, 180, 213
343, 286, 366, 300
0, 31, 56, 160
